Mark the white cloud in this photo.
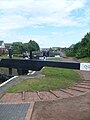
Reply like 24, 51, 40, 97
65, 0, 86, 12
0, 0, 89, 47
0, 15, 30, 30
0, 0, 89, 30
51, 32, 60, 35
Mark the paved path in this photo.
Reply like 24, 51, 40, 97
0, 102, 34, 120
0, 103, 30, 120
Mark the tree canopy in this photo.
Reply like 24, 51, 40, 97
74, 32, 90, 58
65, 32, 90, 58
12, 40, 40, 54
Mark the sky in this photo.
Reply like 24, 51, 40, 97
0, 0, 90, 48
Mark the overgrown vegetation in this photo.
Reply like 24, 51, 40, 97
7, 67, 81, 92
65, 32, 90, 59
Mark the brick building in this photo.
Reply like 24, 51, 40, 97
0, 41, 5, 55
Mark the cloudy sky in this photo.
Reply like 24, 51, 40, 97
0, 0, 90, 48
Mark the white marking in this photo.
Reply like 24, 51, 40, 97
31, 71, 36, 75
0, 76, 18, 87
27, 71, 36, 75
80, 63, 90, 71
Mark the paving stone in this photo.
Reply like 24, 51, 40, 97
0, 103, 30, 120
37, 91, 57, 100
0, 93, 22, 103
25, 92, 40, 102
49, 90, 71, 99
65, 88, 84, 96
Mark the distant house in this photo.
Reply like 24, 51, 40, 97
40, 48, 50, 57
41, 48, 50, 52
0, 41, 5, 55
5, 43, 12, 52
52, 47, 61, 51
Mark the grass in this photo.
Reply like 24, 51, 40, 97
79, 57, 90, 62
47, 57, 62, 61
0, 54, 8, 59
7, 67, 81, 93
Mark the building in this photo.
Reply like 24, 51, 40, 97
5, 43, 12, 52
52, 47, 61, 51
0, 41, 5, 55
40, 48, 50, 52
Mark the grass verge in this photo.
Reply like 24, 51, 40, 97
79, 57, 90, 62
7, 67, 81, 93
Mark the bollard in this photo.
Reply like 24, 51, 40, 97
29, 50, 32, 59
8, 48, 12, 75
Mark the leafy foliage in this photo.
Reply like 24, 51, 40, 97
65, 48, 75, 57
65, 32, 90, 58
12, 42, 23, 54
12, 40, 40, 54
74, 32, 90, 58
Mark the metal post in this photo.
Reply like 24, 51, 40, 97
8, 48, 12, 75
29, 50, 32, 59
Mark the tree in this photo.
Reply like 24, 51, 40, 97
65, 32, 90, 58
75, 32, 90, 58
28, 40, 40, 51
12, 40, 40, 54
12, 42, 23, 54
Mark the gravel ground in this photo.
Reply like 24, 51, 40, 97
31, 92, 90, 120
31, 57, 90, 120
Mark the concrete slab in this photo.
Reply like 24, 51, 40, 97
0, 103, 30, 120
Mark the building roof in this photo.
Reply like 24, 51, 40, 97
5, 43, 12, 49
0, 41, 4, 46
0, 40, 6, 49
41, 48, 50, 51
